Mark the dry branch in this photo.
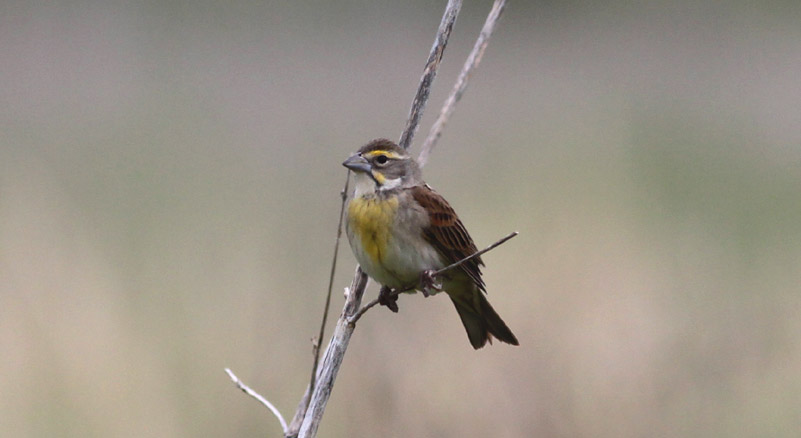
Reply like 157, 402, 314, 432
296, 268, 368, 437
399, 0, 463, 151
225, 368, 288, 434
418, 0, 507, 167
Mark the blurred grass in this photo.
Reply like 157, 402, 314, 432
2, 1, 800, 437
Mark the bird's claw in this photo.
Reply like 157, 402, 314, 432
378, 285, 399, 313
420, 270, 442, 297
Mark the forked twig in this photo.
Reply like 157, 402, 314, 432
225, 368, 288, 434
348, 231, 518, 325
418, 0, 507, 167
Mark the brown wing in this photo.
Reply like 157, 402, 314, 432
411, 184, 486, 291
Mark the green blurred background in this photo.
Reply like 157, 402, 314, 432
2, 1, 800, 436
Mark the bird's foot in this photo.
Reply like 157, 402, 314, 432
378, 285, 399, 313
419, 270, 442, 298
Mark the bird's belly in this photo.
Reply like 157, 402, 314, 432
381, 231, 445, 287
347, 197, 444, 289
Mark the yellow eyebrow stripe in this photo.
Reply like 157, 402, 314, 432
364, 150, 402, 160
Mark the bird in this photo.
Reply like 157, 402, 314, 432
342, 138, 518, 349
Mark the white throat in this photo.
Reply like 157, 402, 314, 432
353, 172, 376, 197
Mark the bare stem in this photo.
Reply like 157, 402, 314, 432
287, 173, 351, 437
310, 172, 350, 393
225, 368, 288, 434
418, 0, 507, 167
296, 268, 369, 438
286, 384, 311, 437
348, 231, 518, 325
398, 0, 463, 151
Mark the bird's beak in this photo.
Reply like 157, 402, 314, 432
342, 154, 372, 174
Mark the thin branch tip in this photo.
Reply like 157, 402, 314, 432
225, 368, 288, 433
224, 367, 236, 382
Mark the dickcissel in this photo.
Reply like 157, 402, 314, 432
342, 138, 518, 349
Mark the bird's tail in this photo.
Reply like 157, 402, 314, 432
450, 290, 519, 349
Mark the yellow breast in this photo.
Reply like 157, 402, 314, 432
347, 196, 399, 264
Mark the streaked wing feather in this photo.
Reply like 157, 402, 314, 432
411, 185, 486, 291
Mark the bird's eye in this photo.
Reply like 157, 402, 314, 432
375, 155, 388, 165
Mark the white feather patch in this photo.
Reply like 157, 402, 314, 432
379, 177, 402, 191
353, 172, 376, 197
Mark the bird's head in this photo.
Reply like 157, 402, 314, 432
342, 138, 421, 195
